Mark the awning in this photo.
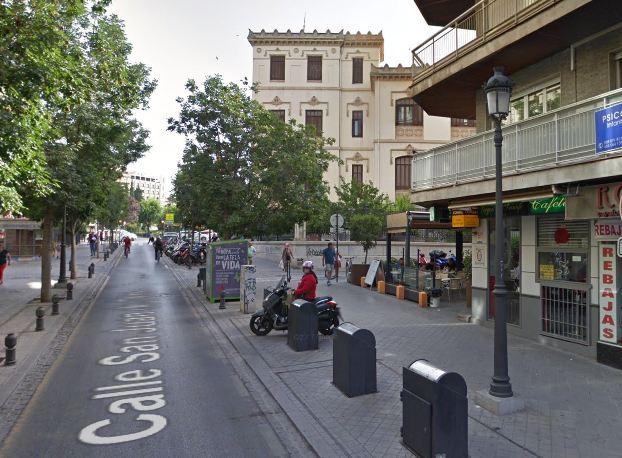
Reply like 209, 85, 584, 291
448, 192, 553, 209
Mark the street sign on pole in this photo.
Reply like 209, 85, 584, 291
165, 213, 174, 223
330, 213, 344, 228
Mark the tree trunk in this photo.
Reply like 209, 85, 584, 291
40, 208, 54, 303
70, 220, 77, 280
364, 249, 368, 264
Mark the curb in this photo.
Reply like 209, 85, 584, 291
166, 259, 348, 457
0, 248, 123, 446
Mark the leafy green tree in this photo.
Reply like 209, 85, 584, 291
334, 180, 389, 224
350, 213, 385, 263
388, 194, 416, 213
17, 6, 155, 299
169, 76, 335, 238
332, 180, 389, 263
132, 187, 144, 201
0, 1, 95, 214
139, 198, 162, 230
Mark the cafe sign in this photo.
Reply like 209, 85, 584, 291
478, 196, 565, 218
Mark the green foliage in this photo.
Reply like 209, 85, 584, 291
95, 182, 129, 230
139, 198, 162, 229
388, 194, 415, 213
169, 75, 335, 238
334, 180, 389, 223
349, 213, 385, 264
132, 187, 144, 201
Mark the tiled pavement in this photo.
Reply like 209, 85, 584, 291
174, 256, 622, 457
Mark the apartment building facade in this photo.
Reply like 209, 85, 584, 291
119, 171, 166, 205
409, 0, 622, 367
247, 29, 475, 201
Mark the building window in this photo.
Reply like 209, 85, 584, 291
352, 164, 363, 183
394, 156, 411, 190
395, 98, 423, 126
270, 55, 285, 81
307, 56, 322, 82
611, 51, 622, 89
451, 118, 476, 127
352, 58, 363, 84
270, 109, 286, 122
352, 110, 363, 137
506, 81, 561, 124
305, 110, 323, 136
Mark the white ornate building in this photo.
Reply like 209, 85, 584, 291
248, 29, 475, 200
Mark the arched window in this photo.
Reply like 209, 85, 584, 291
395, 98, 423, 126
395, 156, 412, 190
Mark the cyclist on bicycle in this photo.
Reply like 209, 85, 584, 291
154, 236, 164, 261
123, 236, 132, 257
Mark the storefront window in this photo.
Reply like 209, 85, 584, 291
537, 216, 590, 344
538, 252, 588, 283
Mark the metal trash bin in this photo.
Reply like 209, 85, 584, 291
401, 359, 468, 458
287, 299, 318, 352
333, 323, 377, 397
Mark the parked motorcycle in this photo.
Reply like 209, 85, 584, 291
249, 277, 341, 336
426, 250, 457, 271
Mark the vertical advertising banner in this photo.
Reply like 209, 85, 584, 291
599, 244, 618, 343
213, 241, 248, 299
595, 102, 622, 155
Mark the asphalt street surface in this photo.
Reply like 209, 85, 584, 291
2, 242, 291, 457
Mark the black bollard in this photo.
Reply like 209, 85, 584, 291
66, 282, 73, 300
51, 294, 60, 315
35, 307, 45, 331
103, 251, 109, 261
197, 272, 202, 288
88, 262, 95, 278
4, 333, 16, 366
219, 291, 226, 310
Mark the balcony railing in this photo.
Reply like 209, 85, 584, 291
412, 89, 622, 191
411, 0, 552, 84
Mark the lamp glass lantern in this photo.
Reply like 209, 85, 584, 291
485, 67, 513, 119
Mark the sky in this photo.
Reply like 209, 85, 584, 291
109, 0, 435, 197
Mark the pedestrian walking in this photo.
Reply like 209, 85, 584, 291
0, 243, 11, 285
322, 242, 336, 286
88, 232, 97, 256
247, 241, 256, 265
334, 250, 342, 280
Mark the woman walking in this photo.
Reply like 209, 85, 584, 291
0, 243, 11, 285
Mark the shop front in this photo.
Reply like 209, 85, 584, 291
567, 182, 622, 369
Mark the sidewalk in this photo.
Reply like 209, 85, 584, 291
0, 243, 121, 444
0, 243, 100, 323
172, 257, 622, 457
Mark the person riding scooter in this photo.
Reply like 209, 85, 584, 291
293, 260, 318, 301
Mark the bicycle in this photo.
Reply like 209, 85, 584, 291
124, 245, 130, 258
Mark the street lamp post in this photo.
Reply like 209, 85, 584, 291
484, 67, 514, 398
58, 204, 67, 284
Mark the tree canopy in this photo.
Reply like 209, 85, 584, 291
169, 75, 335, 238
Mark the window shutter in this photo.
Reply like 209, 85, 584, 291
352, 58, 363, 84
307, 56, 322, 81
537, 216, 589, 248
270, 56, 285, 81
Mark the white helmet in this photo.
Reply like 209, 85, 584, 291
302, 260, 314, 269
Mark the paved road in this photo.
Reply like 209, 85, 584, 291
2, 243, 294, 457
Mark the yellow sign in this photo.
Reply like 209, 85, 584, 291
539, 264, 554, 281
165, 213, 174, 223
451, 214, 480, 228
